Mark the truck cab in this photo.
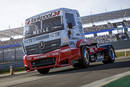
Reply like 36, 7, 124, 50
23, 8, 115, 74
24, 8, 84, 54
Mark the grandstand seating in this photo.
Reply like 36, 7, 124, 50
84, 20, 130, 33
0, 38, 22, 46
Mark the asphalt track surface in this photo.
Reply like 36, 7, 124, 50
0, 57, 130, 87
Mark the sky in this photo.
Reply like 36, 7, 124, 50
0, 0, 130, 30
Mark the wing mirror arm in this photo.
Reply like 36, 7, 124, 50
68, 23, 73, 29
68, 30, 71, 38
67, 23, 72, 38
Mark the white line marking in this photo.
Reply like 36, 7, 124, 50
81, 71, 130, 87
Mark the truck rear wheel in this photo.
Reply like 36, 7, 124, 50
37, 68, 50, 74
102, 46, 115, 64
108, 46, 115, 63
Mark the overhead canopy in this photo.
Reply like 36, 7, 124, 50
81, 8, 130, 24
0, 27, 24, 39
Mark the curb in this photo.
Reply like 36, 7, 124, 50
116, 56, 130, 59
0, 71, 26, 78
81, 71, 130, 87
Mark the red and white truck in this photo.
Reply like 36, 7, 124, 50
23, 8, 115, 74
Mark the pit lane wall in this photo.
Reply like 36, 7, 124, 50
109, 39, 130, 50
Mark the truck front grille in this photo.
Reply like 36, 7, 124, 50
25, 39, 61, 55
31, 57, 56, 68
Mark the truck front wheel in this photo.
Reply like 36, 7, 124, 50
72, 46, 90, 68
37, 68, 50, 74
79, 46, 90, 68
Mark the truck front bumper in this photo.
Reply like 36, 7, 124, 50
24, 46, 79, 72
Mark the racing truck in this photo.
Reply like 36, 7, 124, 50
23, 8, 116, 74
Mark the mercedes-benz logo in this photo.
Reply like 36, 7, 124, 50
40, 41, 45, 48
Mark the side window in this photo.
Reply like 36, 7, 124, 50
65, 13, 76, 27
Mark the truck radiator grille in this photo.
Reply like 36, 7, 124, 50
25, 39, 61, 55
31, 57, 56, 68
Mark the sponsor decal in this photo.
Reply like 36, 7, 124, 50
26, 11, 61, 25
24, 31, 60, 46
26, 57, 32, 61
49, 31, 60, 38
34, 55, 47, 59
52, 52, 59, 56
40, 41, 45, 48
24, 38, 33, 43
25, 20, 30, 25
60, 48, 71, 52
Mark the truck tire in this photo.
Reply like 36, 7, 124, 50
102, 46, 115, 64
108, 46, 115, 63
79, 46, 90, 68
72, 63, 81, 68
37, 68, 50, 74
72, 46, 90, 68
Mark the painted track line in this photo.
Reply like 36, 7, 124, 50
81, 71, 130, 87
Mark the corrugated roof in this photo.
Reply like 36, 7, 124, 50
81, 8, 130, 24
0, 27, 23, 38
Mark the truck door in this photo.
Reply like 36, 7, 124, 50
65, 12, 83, 48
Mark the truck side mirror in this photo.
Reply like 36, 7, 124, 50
68, 23, 73, 29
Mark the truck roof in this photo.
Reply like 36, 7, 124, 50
26, 8, 76, 20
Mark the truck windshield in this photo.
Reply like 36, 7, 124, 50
24, 16, 63, 38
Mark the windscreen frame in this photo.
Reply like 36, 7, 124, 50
24, 13, 64, 39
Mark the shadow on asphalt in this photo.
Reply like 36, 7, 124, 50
36, 59, 130, 76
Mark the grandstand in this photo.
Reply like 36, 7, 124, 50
0, 27, 24, 63
82, 8, 130, 44
0, 27, 23, 39
84, 20, 130, 44
84, 20, 130, 33
0, 8, 130, 63
81, 8, 130, 24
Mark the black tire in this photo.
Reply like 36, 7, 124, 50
37, 68, 50, 74
102, 60, 108, 64
79, 46, 90, 68
108, 46, 115, 63
72, 63, 81, 68
102, 46, 115, 64
72, 46, 90, 68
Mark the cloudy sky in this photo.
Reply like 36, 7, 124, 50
0, 0, 129, 30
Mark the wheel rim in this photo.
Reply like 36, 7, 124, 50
84, 49, 87, 58
110, 48, 115, 60
83, 48, 89, 64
